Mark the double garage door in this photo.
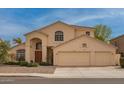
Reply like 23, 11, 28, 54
57, 51, 113, 66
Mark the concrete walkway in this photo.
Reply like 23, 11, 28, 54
0, 66, 124, 78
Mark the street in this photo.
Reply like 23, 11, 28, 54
0, 76, 124, 84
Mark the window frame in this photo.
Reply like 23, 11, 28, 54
55, 31, 64, 41
16, 49, 25, 61
82, 43, 87, 48
36, 42, 42, 50
86, 31, 90, 36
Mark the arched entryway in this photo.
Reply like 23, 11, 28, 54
30, 38, 42, 63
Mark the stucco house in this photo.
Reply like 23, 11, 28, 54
9, 21, 120, 66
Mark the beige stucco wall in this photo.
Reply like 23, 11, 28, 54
40, 22, 75, 46
38, 22, 94, 46
54, 36, 118, 66
9, 43, 25, 54
75, 28, 94, 38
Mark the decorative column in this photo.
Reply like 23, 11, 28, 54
25, 39, 31, 62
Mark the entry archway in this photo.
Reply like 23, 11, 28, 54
30, 38, 42, 63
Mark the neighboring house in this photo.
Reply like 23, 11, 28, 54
9, 21, 120, 66
111, 35, 124, 57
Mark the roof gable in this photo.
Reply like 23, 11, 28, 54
111, 34, 124, 41
25, 21, 95, 36
54, 35, 117, 49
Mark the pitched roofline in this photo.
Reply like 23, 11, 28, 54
54, 35, 117, 49
111, 34, 124, 41
24, 21, 73, 36
91, 36, 117, 49
24, 30, 48, 36
24, 20, 95, 36
70, 25, 95, 29
11, 42, 25, 49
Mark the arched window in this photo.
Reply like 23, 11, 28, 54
55, 31, 64, 41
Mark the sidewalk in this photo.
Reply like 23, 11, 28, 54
0, 66, 124, 78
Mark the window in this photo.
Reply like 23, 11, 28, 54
82, 43, 87, 48
86, 31, 90, 36
16, 49, 25, 61
36, 42, 42, 50
114, 41, 118, 47
55, 31, 64, 41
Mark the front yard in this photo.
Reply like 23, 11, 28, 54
0, 65, 56, 74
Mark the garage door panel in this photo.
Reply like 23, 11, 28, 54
58, 52, 90, 66
95, 52, 112, 66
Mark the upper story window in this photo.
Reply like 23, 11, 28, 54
86, 31, 90, 36
36, 42, 42, 50
55, 31, 64, 41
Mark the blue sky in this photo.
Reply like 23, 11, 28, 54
0, 8, 124, 41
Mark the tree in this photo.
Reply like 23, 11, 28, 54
13, 37, 22, 45
0, 40, 10, 63
95, 24, 112, 43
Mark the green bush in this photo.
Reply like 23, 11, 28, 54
3, 61, 39, 67
3, 61, 20, 65
19, 61, 28, 66
40, 62, 50, 66
27, 63, 38, 67
120, 57, 124, 68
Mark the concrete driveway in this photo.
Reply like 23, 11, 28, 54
0, 66, 124, 78
51, 66, 124, 78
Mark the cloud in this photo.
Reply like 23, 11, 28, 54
0, 17, 31, 41
0, 8, 124, 41
33, 8, 124, 26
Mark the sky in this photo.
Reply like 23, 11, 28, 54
0, 8, 124, 42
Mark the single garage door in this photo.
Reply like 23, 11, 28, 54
58, 52, 90, 66
95, 52, 113, 66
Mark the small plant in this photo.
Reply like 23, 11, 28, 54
27, 63, 38, 67
19, 61, 28, 66
3, 61, 39, 67
40, 62, 50, 66
3, 61, 20, 65
120, 57, 124, 68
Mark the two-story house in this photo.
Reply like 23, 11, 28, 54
9, 21, 119, 66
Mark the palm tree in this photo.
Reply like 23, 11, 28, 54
0, 40, 10, 63
13, 37, 22, 45
95, 24, 112, 43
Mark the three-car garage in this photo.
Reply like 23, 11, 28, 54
53, 36, 119, 66
56, 51, 114, 66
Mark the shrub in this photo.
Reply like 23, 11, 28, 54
3, 61, 19, 65
27, 63, 38, 67
19, 61, 28, 66
120, 57, 124, 68
40, 62, 50, 66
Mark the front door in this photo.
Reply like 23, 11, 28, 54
35, 51, 42, 63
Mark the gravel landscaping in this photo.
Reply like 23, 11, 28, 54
0, 65, 56, 74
